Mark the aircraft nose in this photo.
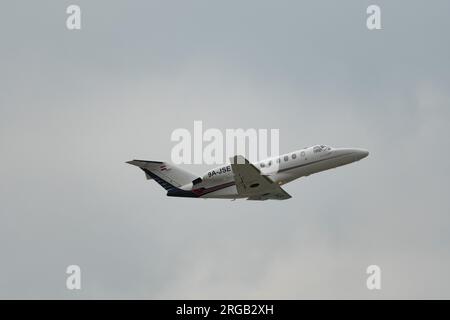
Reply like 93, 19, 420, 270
357, 149, 369, 159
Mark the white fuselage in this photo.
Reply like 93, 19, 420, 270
181, 145, 369, 199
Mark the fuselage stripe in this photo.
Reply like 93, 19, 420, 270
276, 152, 356, 174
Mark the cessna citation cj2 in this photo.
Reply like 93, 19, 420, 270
127, 145, 369, 201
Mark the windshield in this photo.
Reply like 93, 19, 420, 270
314, 145, 331, 153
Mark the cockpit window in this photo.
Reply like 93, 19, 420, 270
314, 145, 331, 152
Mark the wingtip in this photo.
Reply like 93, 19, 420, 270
229, 155, 249, 165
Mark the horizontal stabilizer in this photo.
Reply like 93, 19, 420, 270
126, 159, 163, 167
127, 159, 199, 190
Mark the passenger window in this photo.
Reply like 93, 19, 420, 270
301, 151, 305, 157
260, 163, 265, 168
292, 153, 297, 159
284, 155, 289, 162
276, 158, 281, 164
267, 161, 272, 166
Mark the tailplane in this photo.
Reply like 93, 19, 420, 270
126, 160, 198, 191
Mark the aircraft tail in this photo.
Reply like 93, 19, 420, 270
126, 160, 198, 191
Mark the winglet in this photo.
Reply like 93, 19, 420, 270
230, 155, 249, 165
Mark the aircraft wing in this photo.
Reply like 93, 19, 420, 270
230, 155, 292, 201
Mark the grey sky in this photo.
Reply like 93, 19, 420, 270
1, 0, 450, 299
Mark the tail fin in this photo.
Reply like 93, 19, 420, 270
126, 160, 198, 191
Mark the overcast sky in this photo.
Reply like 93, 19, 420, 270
1, 0, 450, 299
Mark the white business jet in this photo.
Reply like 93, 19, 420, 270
127, 145, 368, 200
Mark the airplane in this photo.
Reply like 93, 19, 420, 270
127, 145, 369, 201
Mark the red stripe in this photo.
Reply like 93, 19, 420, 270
192, 181, 236, 196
